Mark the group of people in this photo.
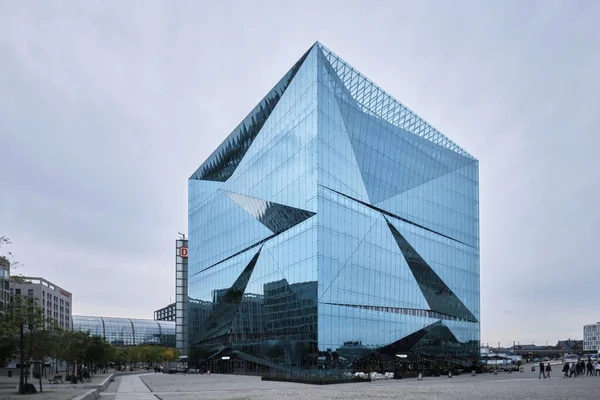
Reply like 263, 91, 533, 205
538, 362, 553, 378
561, 360, 600, 377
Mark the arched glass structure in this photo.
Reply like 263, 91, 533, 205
72, 315, 175, 347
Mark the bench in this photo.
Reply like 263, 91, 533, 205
47, 375, 63, 384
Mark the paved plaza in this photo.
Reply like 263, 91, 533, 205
2, 365, 600, 400
131, 365, 599, 400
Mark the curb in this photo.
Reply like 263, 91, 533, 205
72, 389, 100, 400
98, 374, 114, 391
42, 373, 115, 391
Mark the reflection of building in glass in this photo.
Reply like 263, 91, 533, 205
188, 42, 480, 375
73, 315, 175, 347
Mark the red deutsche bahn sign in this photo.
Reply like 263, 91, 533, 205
179, 247, 188, 258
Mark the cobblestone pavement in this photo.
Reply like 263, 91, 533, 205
136, 366, 600, 400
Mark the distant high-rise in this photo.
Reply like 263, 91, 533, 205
10, 277, 72, 330
188, 42, 480, 376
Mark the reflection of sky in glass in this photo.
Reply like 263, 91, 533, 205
188, 43, 479, 370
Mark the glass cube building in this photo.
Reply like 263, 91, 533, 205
188, 42, 479, 375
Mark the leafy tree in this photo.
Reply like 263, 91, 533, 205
55, 330, 92, 380
1, 294, 47, 392
0, 310, 19, 366
144, 345, 164, 366
162, 348, 178, 368
129, 345, 142, 368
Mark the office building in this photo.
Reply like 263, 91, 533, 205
188, 42, 480, 375
72, 315, 175, 348
154, 303, 176, 322
10, 277, 72, 330
584, 323, 600, 352
0, 257, 9, 315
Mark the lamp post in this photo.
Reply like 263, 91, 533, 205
19, 320, 24, 394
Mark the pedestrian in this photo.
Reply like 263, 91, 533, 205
562, 362, 570, 377
539, 361, 546, 379
595, 362, 600, 377
570, 362, 576, 378
545, 363, 551, 378
587, 361, 594, 376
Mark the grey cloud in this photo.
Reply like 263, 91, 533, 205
0, 0, 598, 343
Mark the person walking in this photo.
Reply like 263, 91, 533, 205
595, 362, 600, 377
587, 361, 594, 376
562, 362, 570, 378
545, 363, 552, 378
539, 361, 546, 379
570, 362, 576, 378
578, 360, 585, 376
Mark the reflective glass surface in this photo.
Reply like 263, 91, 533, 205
72, 315, 175, 347
188, 42, 479, 377
72, 315, 105, 337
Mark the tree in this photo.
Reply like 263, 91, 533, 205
144, 345, 164, 366
85, 334, 111, 372
1, 294, 47, 393
0, 309, 19, 366
162, 348, 180, 368
55, 330, 91, 381
0, 236, 24, 273
129, 345, 142, 369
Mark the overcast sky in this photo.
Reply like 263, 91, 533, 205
0, 1, 598, 346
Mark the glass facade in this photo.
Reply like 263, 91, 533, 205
72, 315, 175, 347
188, 42, 479, 377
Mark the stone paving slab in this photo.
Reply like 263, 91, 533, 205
137, 364, 600, 400
0, 389, 89, 400
113, 374, 156, 400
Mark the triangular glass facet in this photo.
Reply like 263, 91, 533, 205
224, 191, 316, 234
193, 247, 262, 343
190, 47, 312, 182
384, 217, 478, 323
318, 43, 475, 159
318, 44, 473, 204
316, 47, 370, 203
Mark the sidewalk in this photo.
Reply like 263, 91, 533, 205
113, 374, 155, 400
0, 370, 112, 394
